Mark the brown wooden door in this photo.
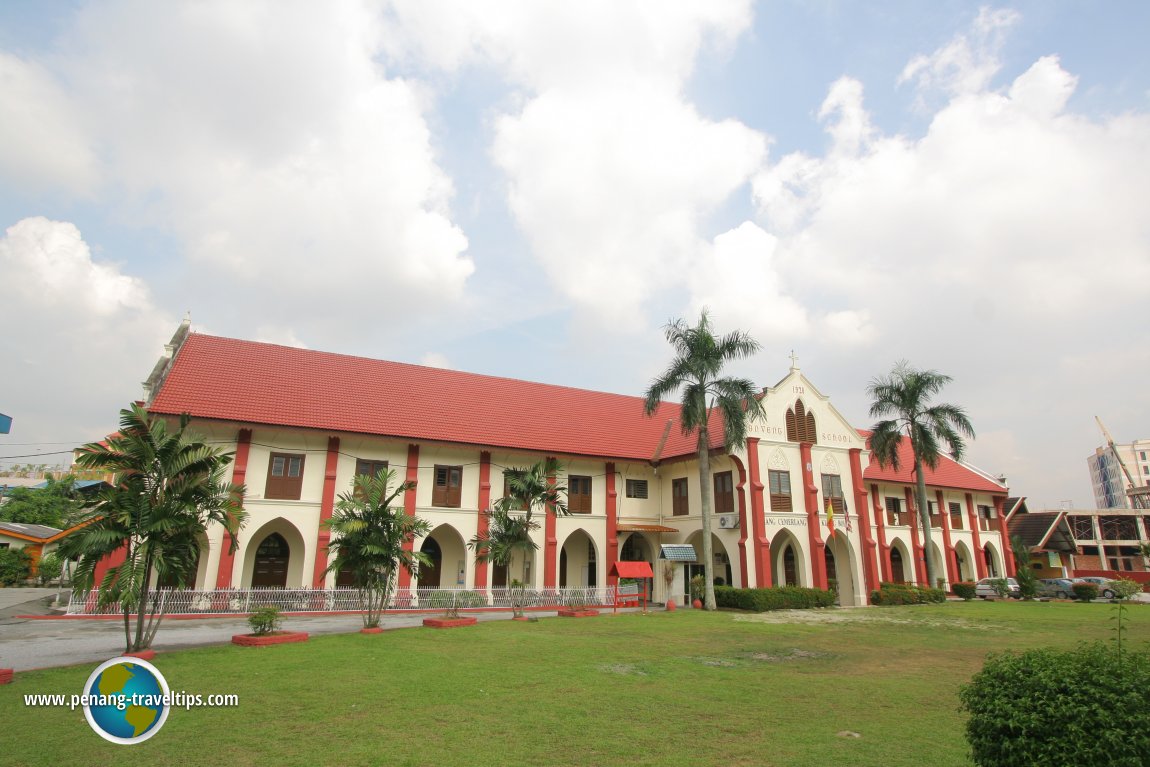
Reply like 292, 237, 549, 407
419, 537, 442, 588
252, 533, 289, 587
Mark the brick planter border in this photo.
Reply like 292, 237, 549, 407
124, 650, 157, 661
231, 631, 310, 647
558, 609, 600, 618
422, 617, 478, 629
359, 627, 384, 634
0, 668, 13, 685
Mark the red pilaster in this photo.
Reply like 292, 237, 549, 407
966, 493, 987, 579
800, 443, 827, 589
849, 449, 880, 595
605, 462, 618, 588
871, 484, 892, 582
92, 544, 128, 589
905, 486, 927, 585
745, 440, 770, 587
995, 496, 1015, 577
937, 489, 957, 587
398, 444, 419, 590
215, 428, 251, 589
312, 436, 341, 588
543, 460, 557, 589
474, 452, 492, 589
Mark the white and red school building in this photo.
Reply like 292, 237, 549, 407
94, 325, 1015, 606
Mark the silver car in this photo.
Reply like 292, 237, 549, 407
1036, 578, 1075, 599
1073, 577, 1117, 599
975, 577, 1020, 598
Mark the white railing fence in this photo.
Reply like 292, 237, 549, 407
66, 586, 623, 616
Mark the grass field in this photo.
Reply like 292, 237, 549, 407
2, 601, 1147, 766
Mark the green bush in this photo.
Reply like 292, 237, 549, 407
1072, 582, 1099, 602
0, 547, 32, 585
959, 642, 1150, 766
713, 585, 834, 611
248, 605, 282, 636
952, 581, 977, 601
1110, 578, 1143, 600
870, 582, 946, 605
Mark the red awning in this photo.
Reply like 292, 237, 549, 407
616, 523, 678, 533
610, 561, 654, 578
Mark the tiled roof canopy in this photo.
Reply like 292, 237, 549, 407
859, 430, 1007, 493
149, 334, 722, 461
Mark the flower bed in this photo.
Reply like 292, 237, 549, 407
231, 631, 309, 647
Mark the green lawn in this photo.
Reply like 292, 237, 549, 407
2, 601, 1147, 767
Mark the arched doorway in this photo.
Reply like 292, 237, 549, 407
983, 542, 1000, 577
954, 541, 974, 583
419, 537, 442, 588
929, 542, 946, 589
158, 533, 208, 589
418, 525, 468, 590
824, 534, 859, 605
889, 543, 908, 583
620, 533, 654, 598
770, 530, 805, 587
559, 530, 597, 588
252, 533, 290, 587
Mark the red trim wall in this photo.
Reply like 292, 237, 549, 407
965, 493, 987, 579
745, 440, 770, 587
215, 428, 251, 588
398, 444, 419, 590
937, 490, 957, 585
800, 443, 827, 589
849, 449, 879, 594
730, 455, 751, 588
995, 496, 1015, 577
605, 462, 618, 587
474, 451, 492, 589
543, 460, 557, 589
905, 486, 927, 585
871, 484, 892, 582
311, 437, 341, 588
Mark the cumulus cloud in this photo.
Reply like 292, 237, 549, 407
49, 0, 472, 319
0, 217, 172, 450
751, 14, 1150, 501
386, 0, 765, 326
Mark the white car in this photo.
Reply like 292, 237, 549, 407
975, 577, 1020, 598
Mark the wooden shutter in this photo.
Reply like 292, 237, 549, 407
713, 471, 734, 515
265, 453, 305, 500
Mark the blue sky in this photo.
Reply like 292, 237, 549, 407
1, 1, 1148, 509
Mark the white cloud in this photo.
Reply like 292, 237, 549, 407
0, 52, 97, 195
420, 351, 452, 369
0, 217, 172, 449
751, 15, 1150, 502
386, 0, 764, 326
52, 0, 472, 317
899, 6, 1020, 100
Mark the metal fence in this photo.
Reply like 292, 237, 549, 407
66, 585, 621, 616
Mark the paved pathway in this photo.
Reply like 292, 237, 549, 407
0, 596, 643, 673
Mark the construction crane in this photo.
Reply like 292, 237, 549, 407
1095, 417, 1150, 509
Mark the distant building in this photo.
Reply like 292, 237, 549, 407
1088, 438, 1150, 508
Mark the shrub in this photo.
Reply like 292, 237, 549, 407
35, 551, 63, 586
248, 605, 282, 636
952, 581, 977, 601
1072, 582, 1099, 602
713, 585, 834, 611
870, 582, 946, 605
0, 547, 32, 586
1110, 578, 1143, 600
959, 642, 1150, 766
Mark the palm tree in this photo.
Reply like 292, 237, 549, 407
866, 361, 974, 589
643, 310, 766, 610
325, 469, 431, 628
469, 457, 568, 618
59, 403, 245, 653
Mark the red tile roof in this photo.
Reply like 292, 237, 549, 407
858, 430, 1006, 494
149, 334, 723, 461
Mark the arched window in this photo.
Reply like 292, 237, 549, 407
785, 400, 817, 444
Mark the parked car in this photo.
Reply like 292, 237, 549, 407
975, 577, 1020, 598
1073, 577, 1117, 599
1036, 578, 1075, 599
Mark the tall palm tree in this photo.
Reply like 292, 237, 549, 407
643, 310, 766, 610
469, 457, 568, 617
867, 361, 974, 589
325, 469, 431, 628
60, 403, 245, 653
